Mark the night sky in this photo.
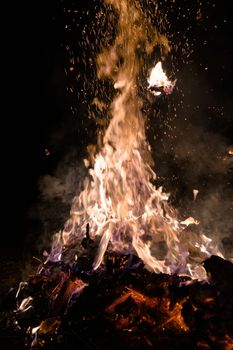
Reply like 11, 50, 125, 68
2, 0, 233, 262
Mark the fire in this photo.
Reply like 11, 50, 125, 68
46, 0, 223, 280
17, 296, 33, 313
148, 61, 176, 96
5, 2, 233, 350
105, 287, 189, 333
228, 146, 233, 155
193, 189, 199, 200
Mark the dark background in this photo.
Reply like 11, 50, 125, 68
1, 0, 233, 271
2, 0, 66, 261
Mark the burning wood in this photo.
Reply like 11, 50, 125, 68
1, 253, 233, 349
105, 287, 189, 332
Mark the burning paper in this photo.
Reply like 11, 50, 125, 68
180, 216, 199, 227
148, 61, 176, 96
193, 189, 199, 200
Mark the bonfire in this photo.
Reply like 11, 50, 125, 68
1, 1, 233, 349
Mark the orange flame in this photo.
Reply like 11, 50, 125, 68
105, 287, 189, 333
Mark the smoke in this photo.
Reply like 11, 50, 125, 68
194, 190, 233, 257
26, 153, 87, 256
39, 157, 86, 204
146, 66, 233, 258
167, 123, 229, 181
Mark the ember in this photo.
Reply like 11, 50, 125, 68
1, 0, 233, 349
1, 253, 233, 349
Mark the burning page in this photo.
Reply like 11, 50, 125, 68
148, 61, 176, 96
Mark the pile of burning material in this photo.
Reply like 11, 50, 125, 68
1, 251, 233, 349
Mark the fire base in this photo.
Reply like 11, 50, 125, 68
1, 254, 233, 349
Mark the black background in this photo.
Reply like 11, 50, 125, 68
1, 0, 233, 263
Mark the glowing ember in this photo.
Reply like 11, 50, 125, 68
105, 287, 189, 333
148, 61, 176, 96
228, 146, 233, 155
44, 148, 50, 156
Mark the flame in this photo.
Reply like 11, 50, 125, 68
180, 217, 199, 227
193, 189, 199, 200
47, 0, 223, 280
16, 296, 33, 313
29, 318, 61, 348
148, 61, 176, 96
